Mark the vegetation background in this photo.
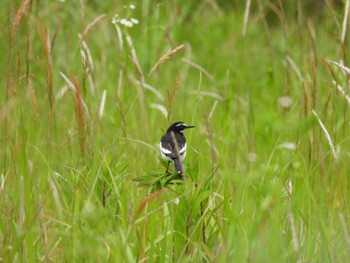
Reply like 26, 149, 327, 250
1, 0, 350, 261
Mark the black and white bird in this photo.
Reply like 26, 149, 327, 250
160, 122, 195, 174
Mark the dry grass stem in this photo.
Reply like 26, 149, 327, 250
98, 90, 107, 120
339, 213, 350, 255
312, 109, 337, 161
82, 40, 94, 73
59, 72, 90, 118
182, 58, 216, 85
150, 103, 168, 119
148, 44, 184, 77
323, 58, 340, 85
114, 24, 124, 51
328, 59, 350, 74
126, 34, 144, 80
117, 69, 124, 96
80, 14, 107, 41
341, 0, 350, 44
242, 0, 251, 36
286, 55, 303, 82
333, 81, 350, 105
209, 100, 218, 119
190, 90, 224, 101
289, 211, 299, 253
132, 79, 164, 101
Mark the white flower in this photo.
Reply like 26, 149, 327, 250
247, 152, 257, 162
124, 20, 133, 27
129, 4, 136, 9
278, 96, 293, 108
130, 18, 139, 24
278, 142, 297, 150
111, 17, 118, 24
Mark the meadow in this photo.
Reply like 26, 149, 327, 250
1, 0, 350, 262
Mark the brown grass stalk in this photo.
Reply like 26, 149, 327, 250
310, 60, 317, 107
303, 80, 311, 116
257, 0, 273, 53
148, 44, 184, 78
307, 19, 318, 66
51, 19, 62, 52
323, 58, 341, 89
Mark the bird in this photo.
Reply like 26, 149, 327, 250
160, 122, 195, 174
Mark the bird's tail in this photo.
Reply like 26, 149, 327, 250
173, 159, 183, 174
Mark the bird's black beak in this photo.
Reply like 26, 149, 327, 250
186, 125, 195, 129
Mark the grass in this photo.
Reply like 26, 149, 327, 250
1, 0, 350, 262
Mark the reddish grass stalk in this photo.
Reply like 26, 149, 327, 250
5, 1, 30, 174
148, 44, 184, 78
134, 190, 162, 222
185, 213, 190, 254
28, 79, 38, 117
25, 30, 30, 80
166, 76, 180, 121
115, 91, 127, 137
38, 21, 54, 110
73, 77, 86, 157
11, 0, 30, 46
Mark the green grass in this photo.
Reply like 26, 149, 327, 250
1, 0, 350, 262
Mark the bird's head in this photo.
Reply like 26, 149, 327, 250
167, 122, 195, 133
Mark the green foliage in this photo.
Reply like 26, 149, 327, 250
1, 0, 350, 262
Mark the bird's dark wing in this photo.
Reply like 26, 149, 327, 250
160, 133, 186, 159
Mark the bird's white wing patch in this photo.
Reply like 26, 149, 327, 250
160, 142, 172, 154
